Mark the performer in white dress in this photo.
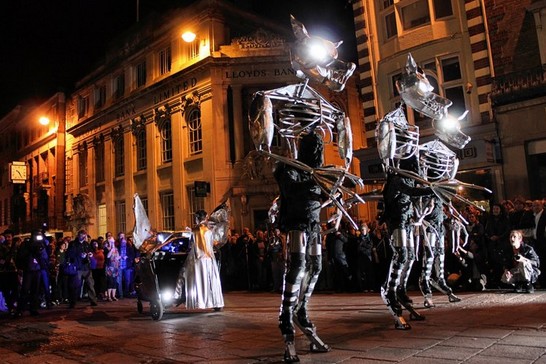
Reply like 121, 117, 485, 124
184, 210, 224, 310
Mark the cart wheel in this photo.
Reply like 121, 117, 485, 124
150, 301, 164, 321
137, 300, 143, 314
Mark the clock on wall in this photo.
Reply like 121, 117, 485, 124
10, 162, 27, 183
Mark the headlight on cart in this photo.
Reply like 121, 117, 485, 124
161, 291, 173, 303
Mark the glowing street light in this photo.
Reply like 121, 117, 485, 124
39, 116, 50, 126
181, 31, 196, 43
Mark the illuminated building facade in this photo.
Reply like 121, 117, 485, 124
0, 93, 66, 234
64, 0, 365, 238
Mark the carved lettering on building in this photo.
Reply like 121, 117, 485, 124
225, 68, 295, 79
116, 103, 136, 122
154, 77, 197, 104
233, 28, 286, 49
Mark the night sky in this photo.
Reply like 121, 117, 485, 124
0, 0, 355, 117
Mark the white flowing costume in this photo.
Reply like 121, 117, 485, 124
184, 224, 224, 309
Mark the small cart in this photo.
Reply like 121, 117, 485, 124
134, 231, 191, 320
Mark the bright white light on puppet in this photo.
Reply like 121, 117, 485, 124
307, 39, 329, 63
161, 291, 173, 303
417, 80, 433, 94
437, 114, 461, 131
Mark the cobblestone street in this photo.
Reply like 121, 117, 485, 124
1, 290, 545, 363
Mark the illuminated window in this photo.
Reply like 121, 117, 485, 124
161, 192, 175, 230
159, 47, 171, 75
187, 41, 199, 60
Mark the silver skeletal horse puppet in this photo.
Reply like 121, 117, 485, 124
376, 53, 490, 329
248, 15, 362, 363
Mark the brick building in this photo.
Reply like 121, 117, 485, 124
351, 0, 546, 218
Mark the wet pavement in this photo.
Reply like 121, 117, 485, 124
0, 289, 545, 363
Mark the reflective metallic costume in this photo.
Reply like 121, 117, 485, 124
376, 54, 490, 329
418, 141, 461, 308
248, 16, 358, 362
275, 133, 328, 361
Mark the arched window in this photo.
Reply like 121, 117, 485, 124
78, 143, 88, 187
187, 108, 202, 155
114, 137, 124, 177
159, 118, 172, 163
136, 129, 147, 170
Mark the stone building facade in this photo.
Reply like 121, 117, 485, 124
63, 0, 365, 238
0, 93, 66, 234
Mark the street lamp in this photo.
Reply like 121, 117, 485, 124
181, 31, 196, 43
39, 116, 50, 126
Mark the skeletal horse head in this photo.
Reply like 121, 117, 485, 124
397, 53, 470, 149
290, 15, 356, 92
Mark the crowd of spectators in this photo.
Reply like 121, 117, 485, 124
0, 229, 138, 317
1, 195, 544, 317
219, 196, 544, 295
218, 220, 392, 294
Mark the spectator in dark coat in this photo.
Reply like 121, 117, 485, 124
65, 229, 98, 308
484, 203, 511, 288
15, 230, 49, 316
